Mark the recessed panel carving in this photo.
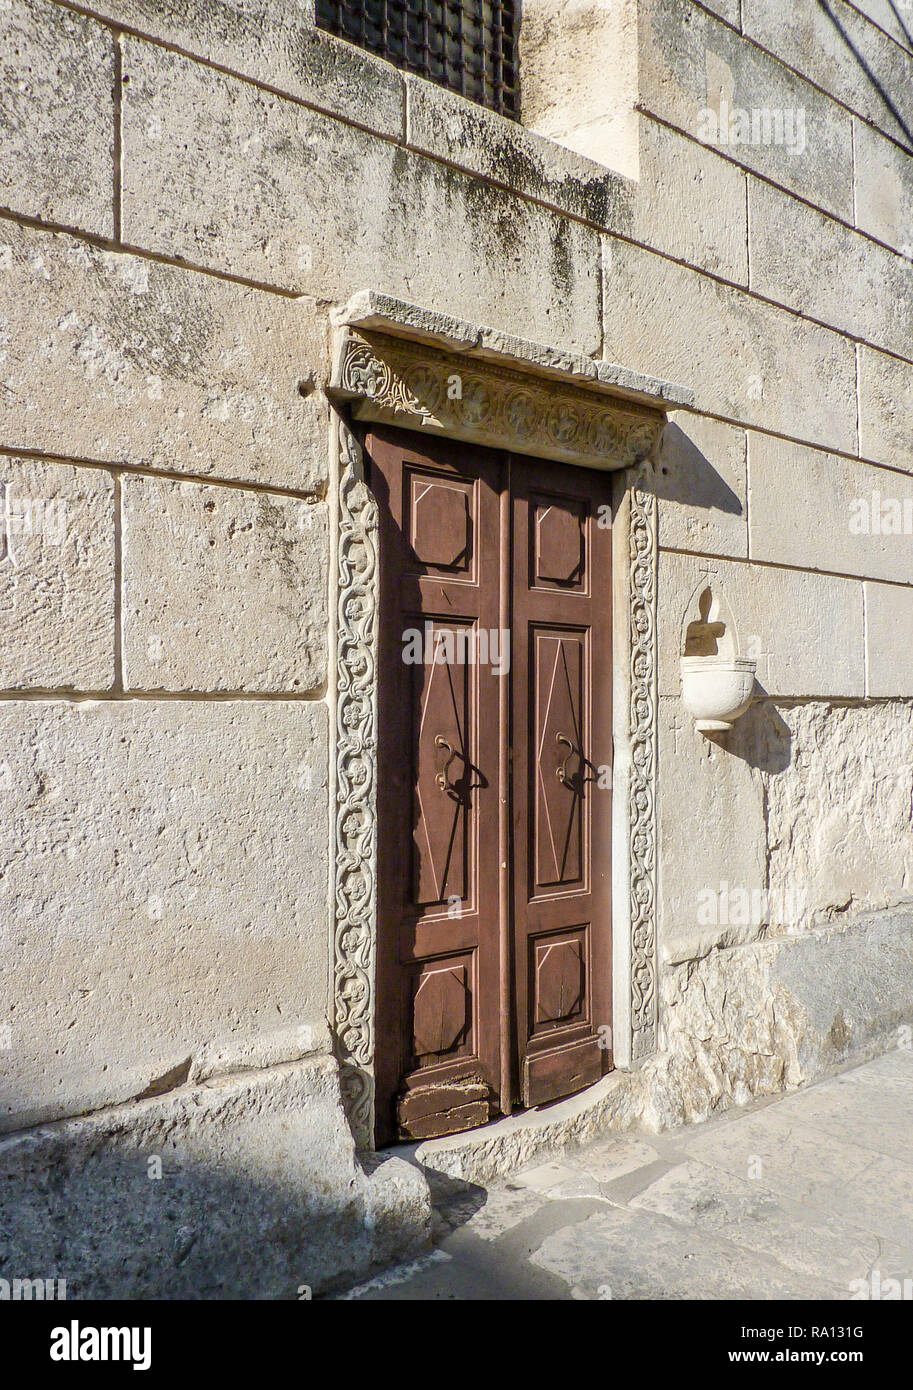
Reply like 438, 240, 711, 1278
408, 474, 472, 572
530, 928, 589, 1034
534, 497, 586, 588
533, 630, 585, 891
412, 959, 472, 1062
411, 618, 472, 907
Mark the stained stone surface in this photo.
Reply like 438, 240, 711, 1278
0, 1055, 432, 1299
336, 1049, 913, 1300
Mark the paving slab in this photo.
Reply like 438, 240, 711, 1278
333, 1051, 913, 1300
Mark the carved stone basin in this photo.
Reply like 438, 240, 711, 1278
680, 656, 757, 733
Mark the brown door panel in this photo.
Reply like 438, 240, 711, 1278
510, 455, 614, 1108
369, 426, 503, 1144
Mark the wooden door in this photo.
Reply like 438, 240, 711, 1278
367, 426, 613, 1145
510, 456, 614, 1107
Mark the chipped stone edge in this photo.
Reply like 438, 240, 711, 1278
333, 290, 695, 410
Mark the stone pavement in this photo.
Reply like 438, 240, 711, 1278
335, 1050, 913, 1300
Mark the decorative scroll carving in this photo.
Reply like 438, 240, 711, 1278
334, 331, 663, 471
333, 416, 379, 1148
629, 475, 658, 1060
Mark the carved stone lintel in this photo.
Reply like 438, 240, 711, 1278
333, 416, 379, 1149
628, 478, 658, 1060
333, 330, 664, 472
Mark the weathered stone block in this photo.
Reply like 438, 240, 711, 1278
0, 1055, 431, 1298
658, 694, 766, 966
602, 239, 857, 453
0, 0, 114, 236
122, 476, 327, 692
0, 456, 114, 690
748, 433, 913, 583
85, 0, 404, 138
749, 179, 913, 360
848, 0, 913, 47
858, 344, 913, 473
658, 551, 864, 698
518, 0, 641, 179
638, 0, 855, 222
405, 73, 634, 232
634, 117, 748, 282
121, 39, 601, 352
853, 120, 913, 258
767, 703, 913, 925
656, 412, 747, 557
0, 699, 328, 1129
865, 581, 913, 696
743, 0, 913, 148
0, 221, 328, 491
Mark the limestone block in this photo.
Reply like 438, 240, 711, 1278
859, 346, 913, 475
658, 695, 767, 966
854, 120, 913, 258
743, 0, 913, 148
766, 703, 913, 925
658, 550, 865, 698
0, 699, 328, 1130
0, 221, 328, 491
121, 39, 601, 353
518, 0, 641, 179
865, 581, 913, 696
634, 117, 748, 282
749, 179, 913, 360
655, 413, 747, 557
122, 476, 327, 693
748, 433, 913, 583
638, 0, 854, 222
85, 0, 403, 137
0, 0, 114, 236
654, 947, 805, 1126
847, 0, 913, 46
0, 1056, 432, 1298
650, 908, 913, 1129
405, 74, 634, 232
602, 239, 857, 453
0, 457, 114, 689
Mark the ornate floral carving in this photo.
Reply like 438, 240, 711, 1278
335, 331, 664, 471
628, 476, 658, 1060
333, 415, 379, 1148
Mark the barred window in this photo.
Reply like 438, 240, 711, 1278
315, 1, 518, 119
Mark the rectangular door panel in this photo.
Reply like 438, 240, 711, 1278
369, 425, 503, 1145
532, 627, 587, 894
511, 455, 614, 1110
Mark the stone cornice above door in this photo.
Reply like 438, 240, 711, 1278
330, 291, 693, 471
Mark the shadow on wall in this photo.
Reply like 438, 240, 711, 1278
705, 694, 792, 774
818, 0, 913, 147
651, 422, 742, 518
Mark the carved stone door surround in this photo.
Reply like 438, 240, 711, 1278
327, 292, 692, 1148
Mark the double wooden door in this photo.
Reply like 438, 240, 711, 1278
368, 425, 613, 1145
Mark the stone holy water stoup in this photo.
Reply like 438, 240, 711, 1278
679, 581, 757, 734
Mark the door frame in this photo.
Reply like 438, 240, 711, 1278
328, 310, 669, 1149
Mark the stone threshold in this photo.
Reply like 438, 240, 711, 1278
405, 1068, 648, 1187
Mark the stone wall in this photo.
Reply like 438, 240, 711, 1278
2, 0, 913, 1289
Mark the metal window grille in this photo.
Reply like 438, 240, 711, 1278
316, 1, 518, 119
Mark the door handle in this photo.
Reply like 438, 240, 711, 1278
556, 733, 576, 789
434, 735, 458, 793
